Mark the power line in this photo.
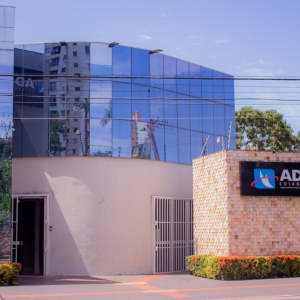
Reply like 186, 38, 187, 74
1, 74, 300, 80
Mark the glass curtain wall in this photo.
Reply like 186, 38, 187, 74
0, 6, 14, 158
0, 6, 14, 229
12, 42, 235, 164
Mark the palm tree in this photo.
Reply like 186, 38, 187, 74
100, 106, 112, 127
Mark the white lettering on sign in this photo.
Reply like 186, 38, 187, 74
15, 77, 34, 89
279, 169, 300, 181
280, 169, 292, 181
292, 170, 300, 181
25, 78, 34, 88
16, 77, 23, 87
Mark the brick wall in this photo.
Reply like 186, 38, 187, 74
0, 230, 11, 262
193, 150, 300, 256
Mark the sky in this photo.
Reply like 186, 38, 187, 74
1, 0, 300, 132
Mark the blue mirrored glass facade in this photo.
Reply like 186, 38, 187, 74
0, 6, 14, 159
12, 42, 235, 164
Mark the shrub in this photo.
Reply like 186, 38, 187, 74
0, 262, 22, 286
186, 254, 300, 280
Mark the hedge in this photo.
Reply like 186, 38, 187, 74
0, 262, 22, 286
186, 254, 300, 280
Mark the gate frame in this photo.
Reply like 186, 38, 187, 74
11, 193, 50, 276
151, 196, 193, 274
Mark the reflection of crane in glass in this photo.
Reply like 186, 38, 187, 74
149, 117, 170, 161
148, 119, 160, 160
132, 112, 160, 160
73, 98, 89, 156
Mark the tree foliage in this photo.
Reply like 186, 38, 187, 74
0, 159, 11, 228
236, 107, 297, 151
0, 139, 12, 228
50, 113, 66, 155
93, 150, 112, 157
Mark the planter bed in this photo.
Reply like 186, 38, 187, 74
186, 254, 300, 280
0, 262, 22, 286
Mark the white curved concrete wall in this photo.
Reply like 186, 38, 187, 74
12, 157, 192, 275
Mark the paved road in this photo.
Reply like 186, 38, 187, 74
1, 273, 300, 299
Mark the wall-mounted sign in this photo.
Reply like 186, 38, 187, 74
240, 161, 300, 196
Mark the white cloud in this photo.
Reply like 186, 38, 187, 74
241, 60, 268, 67
240, 68, 283, 77
138, 34, 152, 41
215, 34, 232, 44
186, 34, 201, 46
257, 59, 267, 65
236, 60, 281, 77
186, 35, 197, 42
161, 13, 169, 17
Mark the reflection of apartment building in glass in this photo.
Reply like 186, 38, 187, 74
12, 42, 235, 162
14, 42, 91, 157
0, 6, 236, 276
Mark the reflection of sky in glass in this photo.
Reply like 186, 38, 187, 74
112, 120, 131, 157
24, 43, 44, 53
178, 129, 191, 164
90, 118, 112, 155
0, 7, 15, 28
90, 60, 113, 154
0, 51, 13, 73
113, 46, 131, 75
90, 43, 112, 65
132, 80, 150, 122
0, 76, 13, 95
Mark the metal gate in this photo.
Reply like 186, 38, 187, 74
152, 196, 193, 273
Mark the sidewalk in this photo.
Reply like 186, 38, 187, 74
1, 273, 300, 299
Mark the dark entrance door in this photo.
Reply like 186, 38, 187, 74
16, 199, 44, 275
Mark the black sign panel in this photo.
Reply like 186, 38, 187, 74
240, 161, 300, 196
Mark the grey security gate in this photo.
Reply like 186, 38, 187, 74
152, 196, 193, 273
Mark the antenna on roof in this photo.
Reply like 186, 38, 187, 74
200, 135, 209, 157
109, 42, 119, 48
149, 49, 163, 54
227, 121, 232, 150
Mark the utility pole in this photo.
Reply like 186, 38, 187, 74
227, 121, 232, 150
200, 135, 209, 157
148, 118, 160, 160
84, 98, 89, 156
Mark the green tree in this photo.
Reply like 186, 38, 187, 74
0, 159, 11, 228
0, 137, 12, 160
50, 113, 66, 155
100, 101, 112, 127
0, 144, 12, 228
293, 130, 300, 152
93, 150, 112, 157
0, 116, 13, 228
236, 107, 295, 151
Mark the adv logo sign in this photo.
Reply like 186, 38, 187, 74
240, 162, 300, 196
252, 169, 277, 189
